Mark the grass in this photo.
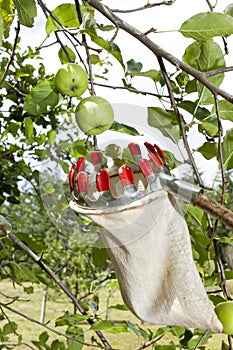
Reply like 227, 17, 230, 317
0, 279, 232, 349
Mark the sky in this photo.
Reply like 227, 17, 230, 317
19, 0, 233, 185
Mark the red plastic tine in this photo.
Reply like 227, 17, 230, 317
144, 142, 155, 154
68, 164, 75, 190
154, 144, 166, 161
96, 169, 111, 192
149, 152, 163, 167
119, 165, 135, 187
76, 156, 85, 172
138, 159, 154, 178
128, 143, 141, 157
144, 142, 163, 168
91, 151, 102, 165
76, 172, 88, 193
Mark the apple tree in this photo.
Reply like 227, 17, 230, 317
0, 0, 233, 349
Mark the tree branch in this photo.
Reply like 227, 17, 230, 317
134, 333, 165, 350
193, 193, 233, 231
157, 56, 204, 185
86, 0, 233, 103
94, 81, 182, 101
111, 1, 174, 13
0, 21, 20, 87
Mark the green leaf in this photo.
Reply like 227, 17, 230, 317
163, 150, 182, 169
92, 245, 109, 268
45, 3, 80, 35
58, 46, 76, 64
183, 40, 225, 104
88, 33, 125, 69
208, 294, 225, 306
90, 54, 102, 65
0, 0, 14, 38
182, 42, 199, 69
98, 24, 115, 31
2, 322, 17, 335
66, 326, 84, 350
126, 59, 143, 73
216, 236, 233, 244
110, 121, 141, 136
80, 14, 124, 68
187, 205, 208, 230
196, 142, 218, 160
90, 320, 128, 333
148, 107, 181, 143
109, 304, 128, 311
225, 4, 233, 17
55, 312, 88, 327
198, 119, 218, 137
129, 69, 161, 81
179, 12, 233, 41
47, 130, 56, 146
24, 116, 34, 140
24, 80, 60, 115
51, 340, 66, 350
177, 101, 210, 121
13, 0, 37, 27
211, 100, 233, 122
222, 128, 233, 170
69, 139, 87, 158
39, 331, 49, 345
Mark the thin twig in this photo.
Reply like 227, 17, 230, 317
0, 305, 18, 336
205, 0, 215, 11
75, 0, 96, 95
205, 0, 228, 53
157, 56, 203, 185
214, 95, 227, 206
94, 82, 182, 101
213, 239, 232, 300
228, 335, 233, 350
0, 21, 20, 87
5, 82, 27, 97
134, 333, 165, 350
205, 66, 233, 77
193, 330, 209, 349
210, 95, 232, 301
112, 1, 174, 13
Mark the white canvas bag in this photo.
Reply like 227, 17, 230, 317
70, 189, 223, 332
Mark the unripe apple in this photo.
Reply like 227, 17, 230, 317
54, 63, 88, 97
75, 96, 114, 135
215, 301, 233, 334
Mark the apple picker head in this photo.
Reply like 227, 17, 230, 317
68, 141, 223, 333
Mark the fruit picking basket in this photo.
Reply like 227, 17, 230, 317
39, 104, 233, 333
67, 138, 223, 332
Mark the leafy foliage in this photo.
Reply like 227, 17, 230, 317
0, 0, 233, 349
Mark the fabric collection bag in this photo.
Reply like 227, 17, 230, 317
70, 188, 223, 333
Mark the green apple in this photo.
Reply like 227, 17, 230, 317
215, 301, 233, 334
75, 96, 114, 135
54, 63, 88, 97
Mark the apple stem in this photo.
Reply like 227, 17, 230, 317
93, 135, 98, 149
85, 135, 91, 150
